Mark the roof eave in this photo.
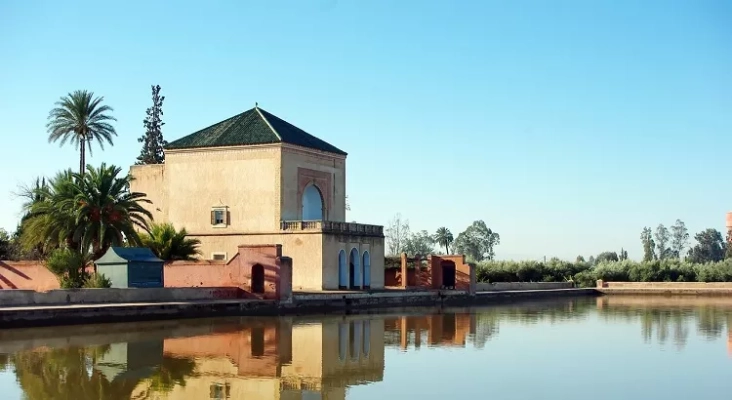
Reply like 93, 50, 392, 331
280, 143, 348, 158
164, 141, 283, 154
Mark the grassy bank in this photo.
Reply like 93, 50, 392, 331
475, 259, 732, 287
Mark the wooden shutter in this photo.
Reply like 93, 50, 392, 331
210, 210, 215, 225
226, 211, 231, 226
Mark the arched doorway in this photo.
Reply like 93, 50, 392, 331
302, 184, 324, 220
441, 260, 456, 289
251, 264, 265, 294
362, 251, 371, 289
349, 248, 360, 289
338, 250, 347, 289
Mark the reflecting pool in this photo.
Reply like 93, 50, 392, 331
1, 296, 732, 399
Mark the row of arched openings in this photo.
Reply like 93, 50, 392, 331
338, 249, 370, 289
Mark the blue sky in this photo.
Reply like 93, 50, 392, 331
1, 0, 730, 261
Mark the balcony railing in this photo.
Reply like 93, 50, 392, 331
280, 220, 384, 237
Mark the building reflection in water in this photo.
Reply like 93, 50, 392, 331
95, 340, 164, 383
15, 298, 732, 399
124, 316, 386, 399
383, 313, 484, 350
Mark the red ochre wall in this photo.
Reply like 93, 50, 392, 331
385, 254, 473, 290
0, 245, 290, 300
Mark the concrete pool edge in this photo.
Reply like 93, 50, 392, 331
0, 288, 598, 329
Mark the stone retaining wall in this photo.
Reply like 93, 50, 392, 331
0, 287, 243, 307
596, 280, 732, 295
476, 282, 574, 291
598, 281, 732, 289
0, 288, 599, 328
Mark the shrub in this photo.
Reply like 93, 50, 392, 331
83, 273, 112, 288
46, 248, 90, 289
475, 258, 732, 284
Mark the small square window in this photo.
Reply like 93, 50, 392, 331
212, 253, 227, 261
210, 207, 228, 227
214, 210, 225, 224
209, 382, 231, 399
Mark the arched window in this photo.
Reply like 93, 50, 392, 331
302, 184, 324, 220
362, 251, 371, 288
338, 250, 347, 288
349, 248, 360, 289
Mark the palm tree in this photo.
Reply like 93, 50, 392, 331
74, 163, 152, 259
434, 227, 454, 254
47, 90, 117, 176
140, 222, 201, 261
19, 164, 152, 259
19, 170, 79, 254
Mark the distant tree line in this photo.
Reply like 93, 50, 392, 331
385, 213, 500, 262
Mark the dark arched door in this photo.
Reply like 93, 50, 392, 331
441, 261, 456, 289
252, 264, 265, 294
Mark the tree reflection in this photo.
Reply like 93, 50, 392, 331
10, 345, 141, 400
696, 307, 726, 339
466, 298, 732, 351
592, 298, 732, 349
8, 343, 197, 400
0, 353, 9, 372
137, 356, 197, 398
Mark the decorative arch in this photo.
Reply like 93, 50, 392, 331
301, 183, 324, 220
349, 248, 360, 289
362, 251, 371, 289
338, 250, 348, 288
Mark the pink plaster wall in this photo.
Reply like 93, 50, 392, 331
0, 244, 290, 300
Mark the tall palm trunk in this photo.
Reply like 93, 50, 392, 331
79, 142, 86, 177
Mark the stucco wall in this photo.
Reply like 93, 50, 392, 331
0, 261, 61, 291
0, 248, 288, 299
130, 145, 283, 235
280, 145, 346, 222
322, 235, 385, 290
129, 164, 167, 223
163, 245, 287, 300
384, 268, 430, 287
429, 255, 473, 290
192, 233, 324, 291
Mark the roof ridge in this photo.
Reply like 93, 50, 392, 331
255, 106, 282, 141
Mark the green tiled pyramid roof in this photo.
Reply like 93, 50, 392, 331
165, 106, 347, 155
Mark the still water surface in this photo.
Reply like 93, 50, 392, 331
1, 296, 732, 399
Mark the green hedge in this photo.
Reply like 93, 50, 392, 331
384, 256, 429, 270
475, 259, 732, 287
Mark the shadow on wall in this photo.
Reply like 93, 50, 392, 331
0, 261, 60, 291
384, 254, 473, 290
